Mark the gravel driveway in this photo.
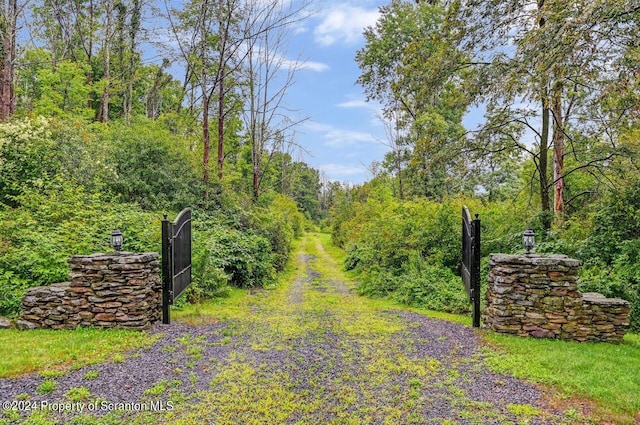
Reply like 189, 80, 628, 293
0, 236, 577, 424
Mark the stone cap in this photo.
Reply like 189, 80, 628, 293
490, 253, 580, 267
582, 292, 630, 307
70, 252, 159, 264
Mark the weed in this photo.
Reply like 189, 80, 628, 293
65, 387, 91, 401
36, 380, 56, 394
40, 370, 65, 378
161, 345, 177, 353
145, 381, 168, 397
83, 370, 100, 380
189, 372, 198, 386
507, 403, 541, 417
111, 353, 125, 364
409, 378, 422, 389
185, 345, 203, 360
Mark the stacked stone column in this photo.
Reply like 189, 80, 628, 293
482, 254, 630, 343
18, 252, 161, 330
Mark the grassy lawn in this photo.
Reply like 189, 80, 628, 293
0, 327, 159, 378
482, 331, 640, 424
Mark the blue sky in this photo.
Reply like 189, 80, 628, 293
279, 0, 389, 184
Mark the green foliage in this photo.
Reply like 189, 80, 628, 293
98, 120, 201, 211
187, 213, 276, 298
333, 187, 473, 314
36, 381, 56, 395
0, 116, 59, 207
358, 262, 468, 314
573, 183, 640, 331
250, 194, 305, 271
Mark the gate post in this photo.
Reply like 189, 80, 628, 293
472, 214, 481, 328
161, 214, 172, 324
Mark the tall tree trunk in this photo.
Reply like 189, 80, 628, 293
98, 0, 113, 123
200, 0, 210, 200
539, 96, 551, 229
217, 72, 224, 180
252, 146, 260, 199
552, 85, 565, 221
125, 0, 140, 125
203, 96, 211, 200
536, 0, 552, 230
86, 0, 95, 109
216, 4, 230, 181
0, 0, 17, 121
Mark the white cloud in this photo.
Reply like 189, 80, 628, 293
336, 100, 370, 108
314, 5, 380, 47
319, 163, 366, 177
323, 128, 378, 147
305, 121, 378, 147
284, 59, 330, 72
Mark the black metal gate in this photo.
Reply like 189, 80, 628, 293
162, 208, 192, 324
462, 206, 481, 328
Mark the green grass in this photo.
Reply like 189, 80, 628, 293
483, 329, 640, 423
0, 327, 159, 378
316, 232, 472, 326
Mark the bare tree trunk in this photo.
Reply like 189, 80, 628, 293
98, 0, 113, 123
552, 86, 565, 221
397, 159, 404, 200
216, 2, 231, 181
217, 70, 224, 180
539, 96, 551, 229
125, 0, 141, 125
0, 0, 17, 121
203, 96, 211, 200
536, 0, 552, 230
200, 0, 210, 200
242, 0, 311, 200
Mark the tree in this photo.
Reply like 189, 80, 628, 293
457, 0, 640, 226
356, 0, 474, 200
166, 0, 244, 199
0, 0, 22, 120
238, 0, 310, 199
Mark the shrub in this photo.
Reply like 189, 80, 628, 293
249, 194, 305, 272
357, 259, 469, 314
190, 221, 275, 291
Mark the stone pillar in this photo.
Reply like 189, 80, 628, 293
19, 252, 161, 330
483, 253, 630, 343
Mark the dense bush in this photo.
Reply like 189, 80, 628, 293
333, 190, 471, 313
358, 261, 469, 314
331, 178, 640, 331
249, 194, 305, 272
98, 121, 201, 211
574, 185, 640, 332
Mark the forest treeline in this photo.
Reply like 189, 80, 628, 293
332, 0, 640, 331
1, 0, 640, 331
